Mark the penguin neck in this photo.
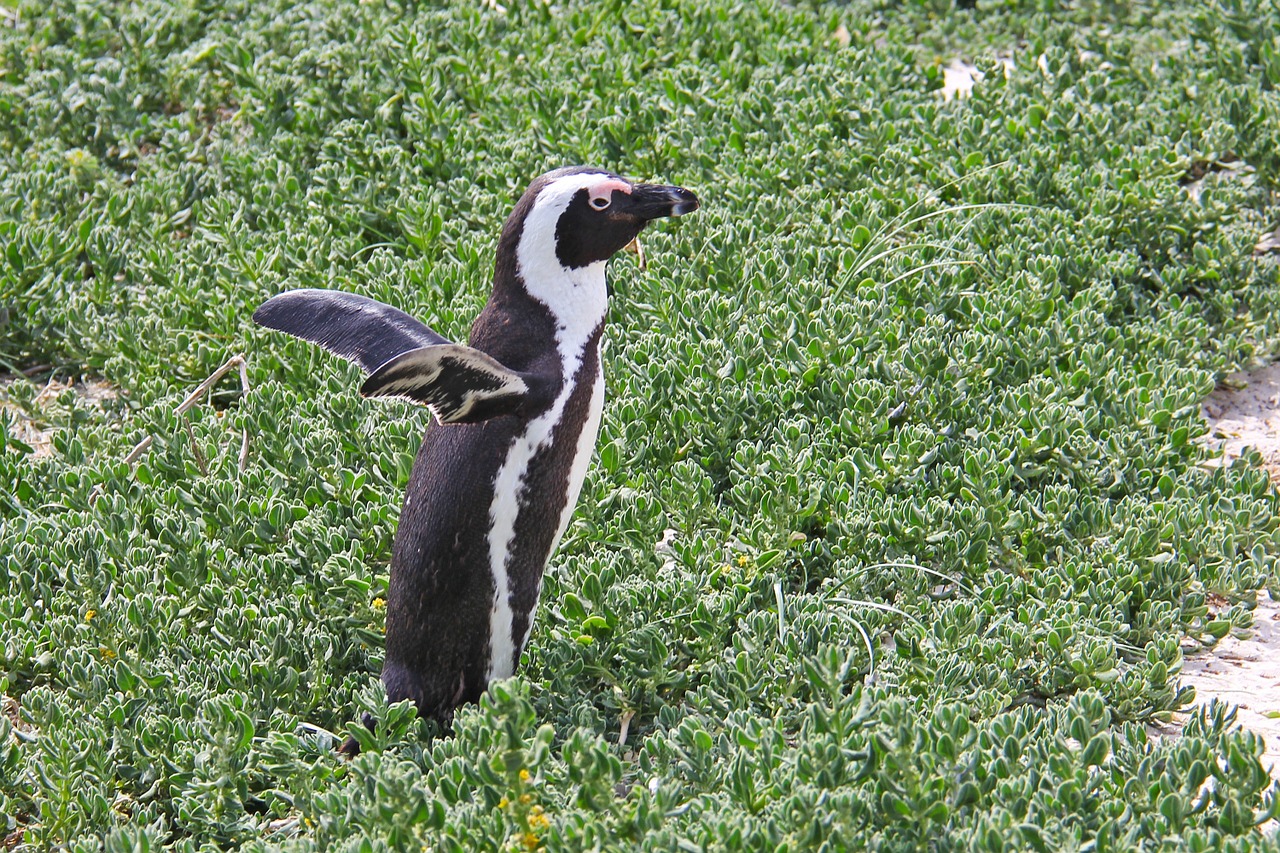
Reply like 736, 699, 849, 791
519, 259, 607, 366
487, 214, 608, 374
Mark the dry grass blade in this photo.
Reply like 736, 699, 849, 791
828, 597, 926, 630
845, 613, 877, 676
123, 354, 252, 474
774, 580, 787, 645
832, 561, 976, 598
829, 160, 1036, 300
174, 354, 249, 415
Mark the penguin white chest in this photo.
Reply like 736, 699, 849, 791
484, 349, 605, 682
553, 362, 605, 553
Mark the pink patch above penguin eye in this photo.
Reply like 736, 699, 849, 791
587, 178, 632, 211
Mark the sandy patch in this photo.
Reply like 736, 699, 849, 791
1179, 364, 1280, 781
942, 60, 982, 101
1201, 363, 1280, 481
0, 375, 117, 456
1258, 227, 1280, 255
941, 59, 1013, 101
1176, 593, 1280, 778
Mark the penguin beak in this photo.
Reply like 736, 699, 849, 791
629, 183, 700, 220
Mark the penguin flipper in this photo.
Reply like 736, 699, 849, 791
253, 289, 450, 374
361, 345, 531, 424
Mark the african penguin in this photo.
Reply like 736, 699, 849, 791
254, 166, 699, 751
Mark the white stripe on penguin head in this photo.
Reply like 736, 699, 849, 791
515, 172, 629, 361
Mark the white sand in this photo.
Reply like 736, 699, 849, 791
1183, 363, 1280, 780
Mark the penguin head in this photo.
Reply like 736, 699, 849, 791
515, 166, 699, 270
499, 167, 698, 349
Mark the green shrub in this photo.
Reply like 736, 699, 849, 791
4, 0, 1280, 848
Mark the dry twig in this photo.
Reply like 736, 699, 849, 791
116, 354, 252, 487
618, 709, 636, 747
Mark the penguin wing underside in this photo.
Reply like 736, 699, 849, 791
361, 345, 531, 424
253, 289, 450, 374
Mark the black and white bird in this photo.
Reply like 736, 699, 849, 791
254, 166, 698, 750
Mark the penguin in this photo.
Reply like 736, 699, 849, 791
253, 166, 699, 752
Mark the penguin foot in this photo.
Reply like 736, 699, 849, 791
336, 712, 376, 758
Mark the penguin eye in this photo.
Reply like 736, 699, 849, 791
589, 196, 611, 211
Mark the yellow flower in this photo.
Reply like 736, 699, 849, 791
372, 597, 386, 610
528, 812, 550, 831
498, 797, 509, 809
99, 647, 117, 659
85, 609, 96, 622
519, 793, 532, 805
522, 833, 540, 850
519, 769, 531, 782
736, 554, 749, 567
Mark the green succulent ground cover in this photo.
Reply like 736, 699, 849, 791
5, 0, 1280, 847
